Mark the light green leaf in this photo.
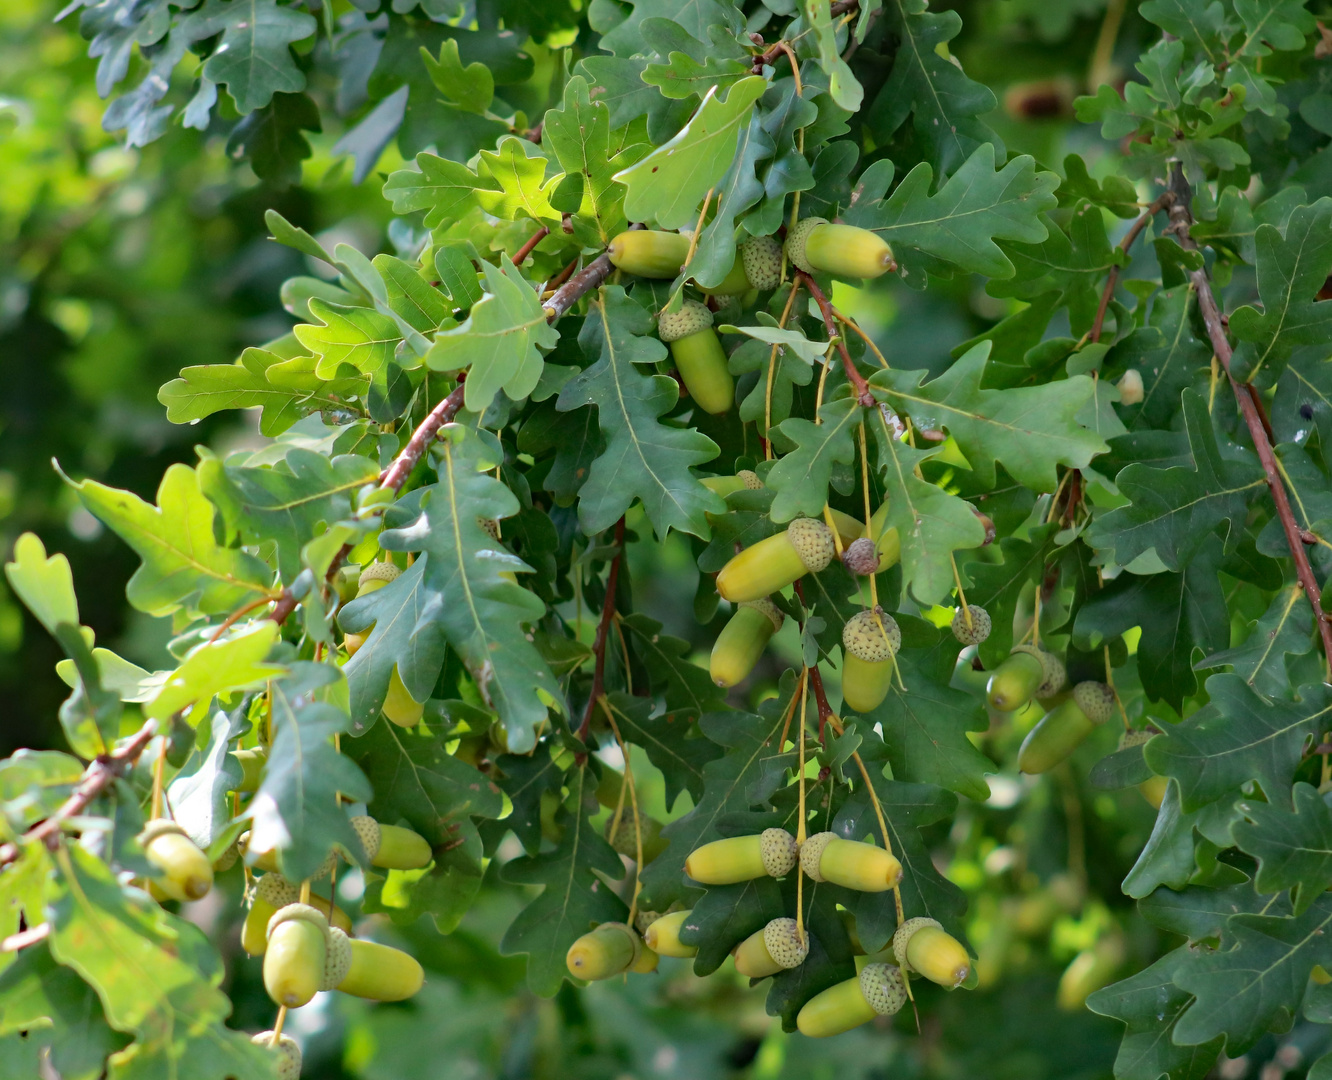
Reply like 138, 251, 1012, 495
382, 153, 491, 230
419, 37, 493, 114
147, 622, 283, 722
294, 298, 402, 380
200, 0, 316, 114
475, 137, 562, 226
373, 254, 453, 334
766, 394, 861, 523
4, 532, 78, 636
805, 0, 863, 111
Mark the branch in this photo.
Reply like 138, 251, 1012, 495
1166, 163, 1332, 679
513, 225, 550, 266
798, 271, 875, 407
0, 718, 160, 868
1090, 192, 1175, 344
578, 517, 627, 742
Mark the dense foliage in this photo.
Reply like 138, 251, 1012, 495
11, 0, 1332, 1077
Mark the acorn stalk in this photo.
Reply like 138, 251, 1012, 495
710, 599, 783, 687
1018, 682, 1114, 774
786, 217, 895, 280
607, 230, 690, 278
659, 300, 733, 416
716, 519, 836, 603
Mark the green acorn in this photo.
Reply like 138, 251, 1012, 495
841, 608, 900, 714
263, 903, 329, 1008
710, 598, 784, 687
796, 963, 907, 1037
950, 605, 991, 646
230, 747, 266, 793
139, 820, 213, 902
733, 917, 809, 978
607, 230, 691, 278
644, 910, 697, 958
701, 469, 763, 496
893, 916, 971, 988
658, 300, 734, 415
566, 921, 642, 981
715, 518, 836, 603
685, 828, 797, 884
799, 831, 903, 892
785, 217, 895, 280
338, 938, 425, 1001
1018, 682, 1115, 774
986, 645, 1065, 713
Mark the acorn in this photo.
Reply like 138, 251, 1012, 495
607, 230, 691, 278
986, 646, 1064, 713
251, 1031, 302, 1080
337, 938, 425, 1001
343, 561, 401, 656
1018, 682, 1115, 774
605, 812, 669, 863
739, 235, 783, 290
840, 608, 900, 714
644, 910, 697, 959
710, 598, 784, 687
841, 537, 880, 576
799, 831, 902, 892
241, 874, 353, 956
785, 217, 895, 280
139, 820, 213, 902
733, 917, 809, 978
346, 816, 433, 870
631, 944, 660, 973
566, 922, 642, 981
715, 518, 836, 603
1057, 933, 1125, 1010
658, 300, 734, 416
230, 747, 266, 793
701, 469, 763, 496
1120, 729, 1168, 806
1117, 369, 1145, 405
893, 917, 971, 988
950, 605, 991, 646
264, 903, 329, 1008
685, 828, 797, 884
796, 963, 907, 1037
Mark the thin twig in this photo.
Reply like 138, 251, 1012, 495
1167, 163, 1332, 679
798, 272, 875, 406
513, 226, 550, 266
1091, 192, 1175, 344
577, 518, 627, 742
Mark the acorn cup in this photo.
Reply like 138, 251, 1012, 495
893, 917, 971, 989
986, 645, 1066, 714
337, 938, 425, 1001
263, 903, 329, 1008
710, 598, 784, 687
241, 873, 353, 956
796, 963, 907, 1037
658, 300, 734, 416
566, 921, 643, 981
643, 910, 697, 959
785, 217, 895, 280
799, 831, 903, 892
685, 828, 798, 884
251, 1032, 302, 1080
139, 820, 213, 903
950, 605, 991, 646
840, 608, 900, 714
1018, 682, 1115, 774
607, 230, 691, 278
733, 917, 809, 978
715, 518, 836, 603
738, 235, 783, 290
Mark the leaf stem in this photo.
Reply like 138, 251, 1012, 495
798, 271, 875, 406
600, 696, 643, 925
512, 226, 550, 266
577, 517, 626, 742
1090, 191, 1175, 344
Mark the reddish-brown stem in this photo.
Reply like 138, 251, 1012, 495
577, 517, 627, 742
807, 664, 835, 742
513, 226, 550, 266
547, 255, 580, 293
0, 717, 160, 868
1090, 192, 1175, 344
209, 594, 277, 642
798, 271, 875, 407
1167, 164, 1332, 679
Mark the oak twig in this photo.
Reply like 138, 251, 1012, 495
798, 272, 875, 407
1166, 163, 1332, 679
1090, 191, 1175, 344
578, 517, 627, 742
513, 226, 550, 266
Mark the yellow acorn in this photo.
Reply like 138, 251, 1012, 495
893, 917, 971, 989
349, 816, 433, 870
799, 831, 903, 892
251, 1031, 302, 1080
343, 561, 401, 656
139, 820, 213, 902
797, 963, 907, 1037
607, 230, 691, 278
230, 747, 266, 793
710, 598, 784, 687
242, 874, 352, 956
733, 917, 809, 978
382, 665, 425, 727
264, 903, 328, 1008
658, 300, 734, 416
716, 518, 836, 603
1018, 682, 1114, 774
631, 944, 660, 973
643, 910, 697, 959
987, 645, 1065, 713
786, 217, 895, 280
337, 938, 425, 1001
685, 828, 797, 884
566, 921, 642, 981
1057, 933, 1125, 1010
840, 608, 900, 714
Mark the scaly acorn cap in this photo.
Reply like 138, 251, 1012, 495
785, 217, 828, 275
320, 926, 353, 991
251, 1032, 302, 1080
760, 828, 799, 877
350, 815, 382, 864
740, 598, 784, 633
256, 872, 300, 908
764, 917, 811, 969
635, 910, 662, 934
799, 831, 837, 882
859, 963, 908, 1016
1073, 681, 1115, 724
787, 518, 836, 574
950, 605, 992, 646
843, 608, 900, 663
658, 300, 713, 343
1119, 729, 1154, 750
267, 902, 330, 945
892, 916, 942, 973
740, 235, 783, 290
1012, 644, 1067, 697
357, 561, 402, 591
841, 537, 880, 577
737, 468, 763, 490
139, 819, 188, 846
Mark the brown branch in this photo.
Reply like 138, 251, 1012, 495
1167, 163, 1332, 679
1090, 192, 1175, 344
807, 663, 835, 742
0, 718, 160, 868
578, 518, 627, 742
544, 253, 615, 322
513, 226, 550, 266
798, 271, 875, 407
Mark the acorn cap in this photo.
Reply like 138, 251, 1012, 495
320, 926, 353, 991
358, 561, 402, 590
841, 537, 880, 576
740, 235, 783, 290
1012, 645, 1066, 697
477, 516, 501, 541
760, 828, 799, 877
799, 831, 836, 882
267, 902, 330, 944
1119, 729, 1154, 750
1073, 682, 1115, 724
843, 608, 900, 663
740, 598, 784, 633
256, 872, 300, 908
785, 217, 828, 275
658, 300, 714, 343
139, 819, 188, 846
892, 916, 941, 973
252, 1031, 302, 1080
786, 518, 836, 574
737, 469, 763, 490
350, 815, 382, 863
860, 963, 907, 1015
950, 605, 992, 646
635, 910, 663, 934
763, 917, 810, 969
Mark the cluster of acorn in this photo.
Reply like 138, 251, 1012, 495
566, 826, 971, 1037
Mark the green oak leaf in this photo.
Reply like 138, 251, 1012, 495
475, 137, 562, 226
599, 689, 721, 808
728, 334, 816, 435
146, 621, 282, 723
1195, 583, 1313, 699
960, 524, 1060, 668
294, 298, 402, 380
642, 47, 751, 102
373, 254, 453, 334
382, 152, 491, 230
480, 750, 563, 856
556, 286, 724, 539
199, 0, 315, 113
70, 464, 274, 619
805, 0, 862, 111
1122, 781, 1243, 898
766, 394, 861, 523
678, 877, 785, 976
419, 37, 493, 114
1233, 783, 1332, 915
1139, 879, 1289, 943
167, 702, 246, 851
1105, 286, 1212, 430
1233, 0, 1315, 57
597, 0, 742, 59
